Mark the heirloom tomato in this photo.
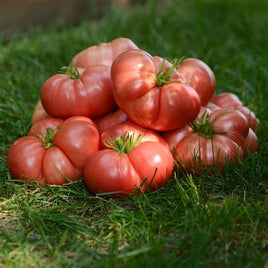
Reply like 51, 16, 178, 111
163, 108, 249, 173
111, 49, 201, 131
70, 37, 139, 68
8, 116, 100, 185
94, 109, 128, 134
31, 100, 51, 125
177, 58, 216, 106
84, 122, 174, 197
211, 92, 259, 132
41, 65, 116, 119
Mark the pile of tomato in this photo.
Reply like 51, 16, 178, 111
7, 37, 260, 197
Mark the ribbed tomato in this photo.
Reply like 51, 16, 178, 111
111, 49, 201, 131
163, 109, 249, 173
83, 122, 174, 197
8, 117, 100, 185
70, 37, 139, 68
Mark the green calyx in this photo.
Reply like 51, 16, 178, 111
60, 65, 80, 80
155, 58, 184, 87
104, 132, 143, 155
191, 112, 214, 137
36, 126, 59, 149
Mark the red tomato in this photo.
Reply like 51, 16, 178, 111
111, 50, 201, 131
31, 100, 51, 125
211, 92, 260, 131
8, 116, 100, 185
211, 92, 243, 109
163, 109, 249, 173
243, 128, 259, 154
41, 65, 116, 119
84, 122, 174, 197
100, 121, 169, 150
177, 58, 216, 106
94, 109, 128, 134
70, 37, 139, 68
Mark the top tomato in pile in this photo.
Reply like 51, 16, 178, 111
111, 49, 202, 131
70, 37, 139, 68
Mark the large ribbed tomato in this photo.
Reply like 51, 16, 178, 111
111, 49, 201, 131
41, 65, 116, 119
83, 122, 174, 197
176, 58, 216, 106
163, 108, 249, 173
70, 37, 139, 68
8, 117, 100, 185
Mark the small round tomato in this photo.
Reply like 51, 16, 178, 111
163, 109, 249, 173
177, 58, 216, 106
41, 65, 117, 119
84, 123, 174, 197
8, 116, 100, 185
111, 50, 201, 131
70, 37, 139, 68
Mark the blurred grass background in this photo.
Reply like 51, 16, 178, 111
0, 0, 267, 267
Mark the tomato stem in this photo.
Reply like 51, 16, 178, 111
60, 65, 80, 80
104, 132, 143, 155
191, 112, 214, 137
36, 126, 59, 149
155, 58, 184, 87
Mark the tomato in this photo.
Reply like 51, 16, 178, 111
211, 92, 243, 109
41, 65, 117, 119
177, 58, 216, 106
31, 100, 51, 125
94, 109, 128, 134
163, 109, 249, 173
111, 49, 201, 131
70, 37, 139, 68
101, 121, 170, 150
211, 92, 260, 132
243, 128, 259, 154
8, 116, 100, 185
84, 122, 174, 197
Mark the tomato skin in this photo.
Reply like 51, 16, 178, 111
8, 137, 46, 184
243, 128, 259, 154
100, 121, 169, 150
174, 134, 243, 173
163, 109, 248, 173
94, 109, 128, 134
129, 141, 174, 191
31, 100, 51, 125
28, 118, 63, 137
177, 58, 216, 106
83, 150, 143, 197
211, 93, 260, 132
211, 92, 243, 109
41, 65, 116, 119
210, 109, 249, 146
70, 37, 139, 68
111, 49, 201, 131
8, 116, 100, 185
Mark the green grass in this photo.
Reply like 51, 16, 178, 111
0, 0, 267, 266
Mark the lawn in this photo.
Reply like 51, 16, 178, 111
0, 0, 267, 267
